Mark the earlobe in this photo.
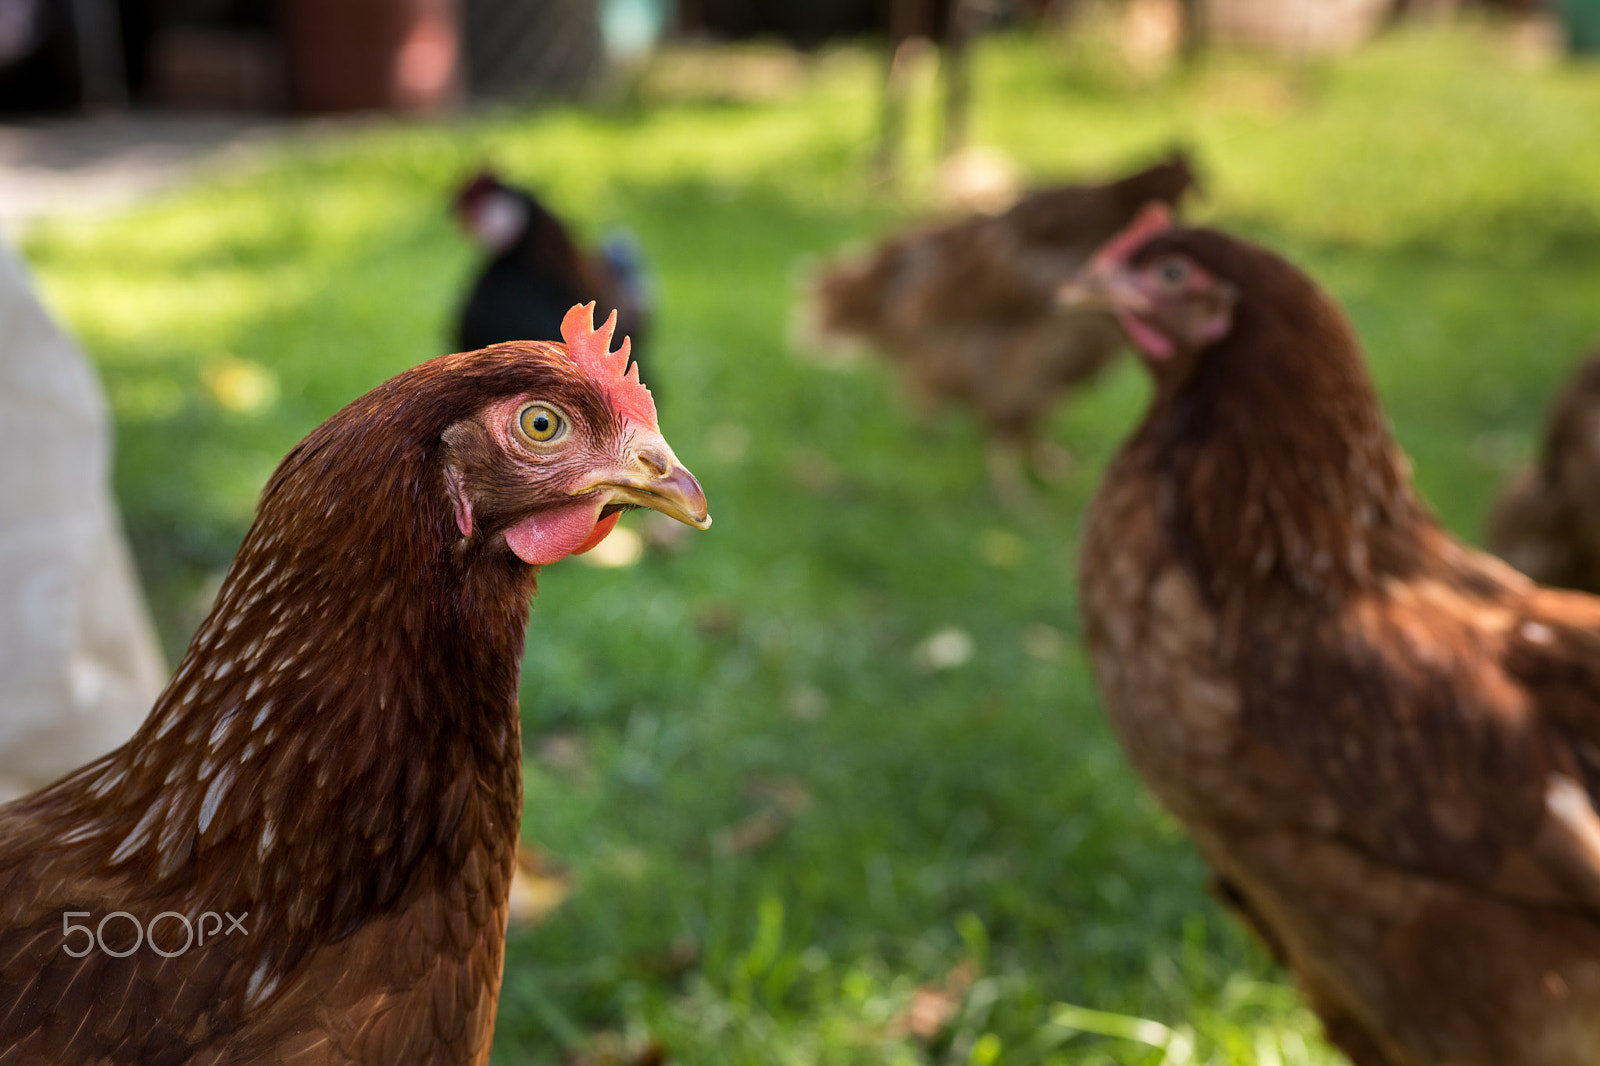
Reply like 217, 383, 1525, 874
1196, 282, 1239, 346
1197, 312, 1232, 347
444, 463, 474, 538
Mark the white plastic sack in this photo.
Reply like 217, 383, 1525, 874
0, 239, 164, 802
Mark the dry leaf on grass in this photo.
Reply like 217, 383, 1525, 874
713, 808, 790, 855
1022, 623, 1065, 662
535, 732, 592, 774
562, 1033, 667, 1066
892, 959, 980, 1043
713, 775, 815, 854
694, 599, 741, 637
630, 937, 700, 981
914, 627, 974, 672
744, 774, 813, 814
790, 448, 841, 493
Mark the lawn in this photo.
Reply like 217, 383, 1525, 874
19, 21, 1600, 1065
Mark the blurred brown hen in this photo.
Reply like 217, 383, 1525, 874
1487, 341, 1600, 593
0, 305, 709, 1065
810, 150, 1196, 498
1066, 208, 1600, 1065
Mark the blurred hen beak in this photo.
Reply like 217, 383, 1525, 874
1059, 201, 1172, 315
1057, 259, 1150, 316
574, 429, 712, 530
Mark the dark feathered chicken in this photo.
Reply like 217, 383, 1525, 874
453, 173, 651, 383
0, 305, 709, 1065
1487, 342, 1600, 593
811, 151, 1197, 499
1063, 207, 1600, 1066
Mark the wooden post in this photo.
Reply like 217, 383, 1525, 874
943, 0, 974, 159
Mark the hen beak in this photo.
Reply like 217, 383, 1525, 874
1060, 202, 1172, 314
574, 429, 712, 530
1057, 259, 1150, 316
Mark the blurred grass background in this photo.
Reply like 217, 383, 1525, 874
18, 22, 1600, 1065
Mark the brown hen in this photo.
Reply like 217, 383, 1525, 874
0, 305, 710, 1065
1064, 208, 1600, 1066
1487, 341, 1600, 593
810, 151, 1197, 499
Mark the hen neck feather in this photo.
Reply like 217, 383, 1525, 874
172, 398, 529, 767
1133, 286, 1423, 604
48, 376, 535, 944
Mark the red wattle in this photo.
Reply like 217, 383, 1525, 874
572, 511, 620, 556
503, 502, 612, 566
1118, 311, 1175, 361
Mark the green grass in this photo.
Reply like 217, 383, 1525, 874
19, 23, 1600, 1065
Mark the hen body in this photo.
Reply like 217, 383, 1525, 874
811, 152, 1195, 494
1488, 342, 1600, 593
0, 307, 707, 1065
1073, 220, 1600, 1065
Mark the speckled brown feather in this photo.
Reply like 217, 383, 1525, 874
1081, 227, 1600, 1066
0, 338, 642, 1064
1488, 342, 1600, 593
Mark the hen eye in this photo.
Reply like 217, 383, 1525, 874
518, 403, 565, 444
1156, 259, 1190, 287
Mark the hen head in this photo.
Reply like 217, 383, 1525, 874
1058, 203, 1238, 375
454, 170, 590, 262
439, 303, 705, 565
1062, 206, 1417, 601
453, 171, 524, 253
244, 300, 707, 633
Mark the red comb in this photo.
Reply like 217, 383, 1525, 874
559, 302, 658, 429
1093, 202, 1174, 269
452, 169, 502, 213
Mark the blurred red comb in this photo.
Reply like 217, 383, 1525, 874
559, 303, 658, 429
1093, 202, 1174, 268
452, 169, 503, 213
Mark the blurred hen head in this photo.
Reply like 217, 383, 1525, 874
452, 170, 580, 267
437, 303, 708, 566
1058, 204, 1238, 380
453, 171, 527, 252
